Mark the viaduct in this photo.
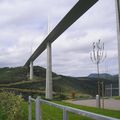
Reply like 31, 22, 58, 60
24, 0, 120, 99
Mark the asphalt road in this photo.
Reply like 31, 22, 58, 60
69, 99, 120, 110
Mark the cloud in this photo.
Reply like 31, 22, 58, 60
0, 0, 119, 76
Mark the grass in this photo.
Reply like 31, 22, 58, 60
21, 101, 93, 120
113, 96, 120, 100
42, 103, 93, 120
55, 101, 120, 119
21, 100, 120, 120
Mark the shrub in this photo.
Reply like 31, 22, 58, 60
53, 93, 67, 100
71, 92, 76, 99
0, 92, 23, 120
113, 96, 120, 100
76, 94, 92, 100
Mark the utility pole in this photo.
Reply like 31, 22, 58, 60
115, 0, 120, 96
90, 39, 106, 108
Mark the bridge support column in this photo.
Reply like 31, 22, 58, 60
30, 61, 33, 80
46, 42, 53, 99
115, 0, 120, 96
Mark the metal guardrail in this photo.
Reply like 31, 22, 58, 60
28, 96, 120, 120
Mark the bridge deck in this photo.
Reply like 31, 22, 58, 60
24, 0, 98, 66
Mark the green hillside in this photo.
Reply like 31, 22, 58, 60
0, 67, 28, 83
0, 66, 118, 99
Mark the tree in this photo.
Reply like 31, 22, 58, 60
90, 39, 106, 108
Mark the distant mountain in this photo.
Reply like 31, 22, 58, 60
88, 73, 115, 80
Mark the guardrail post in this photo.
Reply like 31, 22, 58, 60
28, 96, 32, 120
36, 96, 42, 120
63, 109, 69, 120
39, 97, 42, 120
96, 95, 100, 108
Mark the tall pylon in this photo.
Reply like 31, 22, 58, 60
46, 15, 53, 99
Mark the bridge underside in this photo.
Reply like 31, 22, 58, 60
24, 0, 98, 67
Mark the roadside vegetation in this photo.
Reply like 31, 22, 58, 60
0, 92, 120, 120
113, 96, 120, 100
0, 92, 23, 120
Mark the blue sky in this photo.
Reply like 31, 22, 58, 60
0, 0, 118, 76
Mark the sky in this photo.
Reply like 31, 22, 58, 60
0, 0, 119, 77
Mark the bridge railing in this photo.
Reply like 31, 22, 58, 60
28, 96, 119, 120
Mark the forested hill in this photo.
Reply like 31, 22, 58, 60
0, 66, 118, 96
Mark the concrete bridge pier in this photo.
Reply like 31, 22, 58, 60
30, 61, 33, 80
115, 0, 120, 96
46, 42, 53, 99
